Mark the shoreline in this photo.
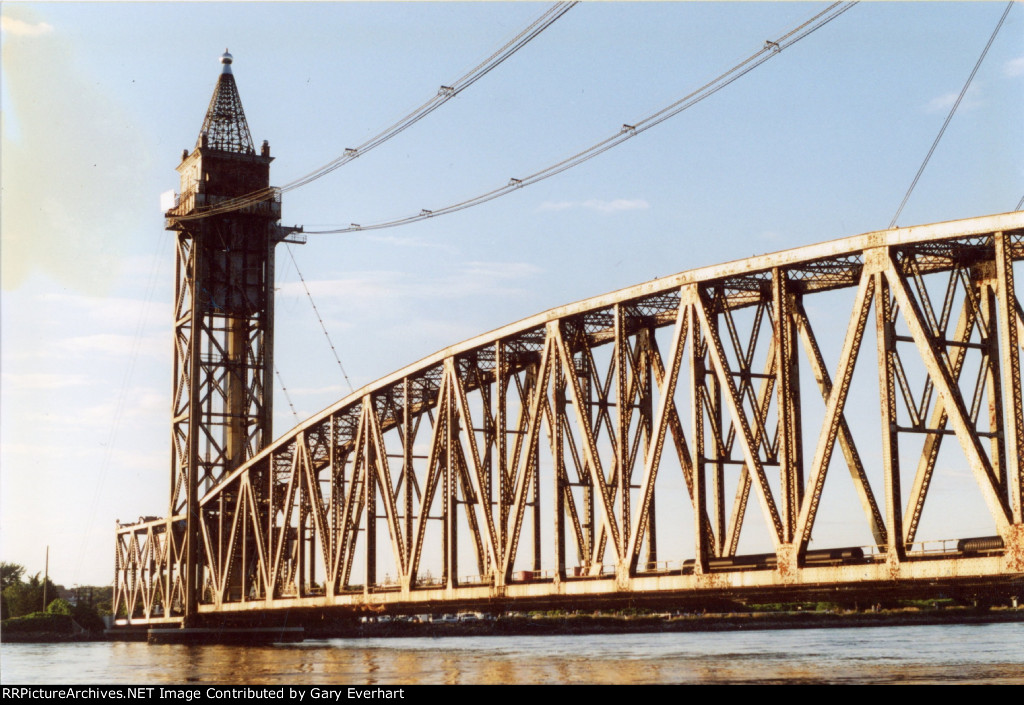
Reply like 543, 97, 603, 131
309, 607, 1024, 640
3, 607, 1021, 643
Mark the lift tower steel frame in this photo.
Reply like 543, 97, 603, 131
161, 51, 300, 623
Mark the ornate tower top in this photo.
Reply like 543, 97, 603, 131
196, 49, 255, 154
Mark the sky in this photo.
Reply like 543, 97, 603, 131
1, 1, 1022, 589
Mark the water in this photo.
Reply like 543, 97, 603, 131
3, 623, 1022, 684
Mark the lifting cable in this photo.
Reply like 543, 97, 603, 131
889, 1, 1014, 229
274, 363, 302, 422
170, 1, 577, 222
304, 1, 858, 235
285, 243, 356, 394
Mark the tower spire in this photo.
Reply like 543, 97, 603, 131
197, 49, 255, 154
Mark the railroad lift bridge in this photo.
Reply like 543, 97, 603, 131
113, 53, 1024, 634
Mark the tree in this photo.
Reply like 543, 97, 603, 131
46, 598, 73, 615
71, 602, 106, 633
1, 562, 25, 591
2, 572, 59, 618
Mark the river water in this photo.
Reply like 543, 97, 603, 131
2, 623, 1022, 684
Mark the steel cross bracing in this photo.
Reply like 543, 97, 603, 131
114, 212, 1024, 625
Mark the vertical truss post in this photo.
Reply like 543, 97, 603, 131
553, 357, 567, 580
364, 407, 377, 594
182, 239, 203, 623
496, 341, 508, 583
686, 288, 710, 573
614, 304, 629, 562
445, 379, 457, 588
773, 269, 803, 545
994, 233, 1023, 525
709, 364, 725, 556
532, 432, 542, 572
297, 461, 307, 598
402, 379, 414, 583
978, 265, 1009, 501
872, 254, 905, 563
579, 347, 595, 568
638, 329, 656, 569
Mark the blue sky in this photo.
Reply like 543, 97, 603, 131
2, 1, 1022, 587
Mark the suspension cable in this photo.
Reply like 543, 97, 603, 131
169, 2, 577, 222
274, 364, 301, 422
305, 2, 857, 235
286, 243, 355, 393
889, 1, 1014, 229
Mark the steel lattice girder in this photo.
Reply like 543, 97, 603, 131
114, 212, 1024, 624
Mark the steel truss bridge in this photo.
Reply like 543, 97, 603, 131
115, 212, 1024, 627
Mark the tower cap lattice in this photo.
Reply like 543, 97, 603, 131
197, 49, 255, 154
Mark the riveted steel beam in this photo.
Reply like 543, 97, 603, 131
114, 213, 1024, 627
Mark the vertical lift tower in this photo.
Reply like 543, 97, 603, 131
163, 51, 301, 625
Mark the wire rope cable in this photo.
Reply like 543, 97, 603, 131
274, 364, 302, 422
305, 2, 858, 235
888, 1, 1014, 229
285, 243, 355, 393
169, 2, 577, 222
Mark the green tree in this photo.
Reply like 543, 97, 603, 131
71, 602, 106, 633
2, 572, 59, 618
46, 597, 73, 615
1, 562, 25, 591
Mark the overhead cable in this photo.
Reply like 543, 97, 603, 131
274, 364, 302, 422
286, 244, 356, 394
305, 2, 858, 235
888, 1, 1014, 229
170, 2, 577, 222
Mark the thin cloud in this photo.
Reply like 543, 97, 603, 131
1004, 56, 1024, 78
286, 383, 349, 397
277, 261, 541, 302
1, 372, 91, 390
362, 234, 459, 254
55, 333, 166, 359
461, 261, 541, 280
0, 17, 54, 36
925, 85, 982, 114
582, 198, 650, 213
538, 198, 650, 214
40, 293, 167, 329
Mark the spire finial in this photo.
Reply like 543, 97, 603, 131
220, 48, 233, 74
